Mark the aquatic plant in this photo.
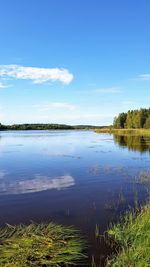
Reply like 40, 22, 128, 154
95, 224, 100, 238
91, 256, 97, 267
0, 222, 85, 267
106, 204, 150, 267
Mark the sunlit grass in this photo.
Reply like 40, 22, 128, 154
104, 169, 150, 267
106, 204, 150, 267
0, 222, 85, 267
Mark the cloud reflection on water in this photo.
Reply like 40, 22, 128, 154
0, 174, 75, 195
0, 170, 6, 179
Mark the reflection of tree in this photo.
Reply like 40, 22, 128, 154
113, 135, 150, 153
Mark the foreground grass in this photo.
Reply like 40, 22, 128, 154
106, 170, 150, 267
95, 128, 150, 136
106, 204, 150, 267
0, 222, 85, 267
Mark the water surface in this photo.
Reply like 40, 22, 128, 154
0, 130, 149, 266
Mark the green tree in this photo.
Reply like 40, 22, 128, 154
144, 115, 150, 129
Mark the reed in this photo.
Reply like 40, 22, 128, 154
0, 222, 85, 267
95, 224, 100, 238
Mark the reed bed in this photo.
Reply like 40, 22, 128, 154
0, 222, 85, 267
95, 128, 150, 136
106, 171, 150, 267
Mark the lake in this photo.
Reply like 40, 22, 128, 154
0, 130, 149, 266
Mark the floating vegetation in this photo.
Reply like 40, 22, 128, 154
106, 205, 150, 267
0, 222, 85, 267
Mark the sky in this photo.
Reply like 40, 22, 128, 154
0, 0, 150, 126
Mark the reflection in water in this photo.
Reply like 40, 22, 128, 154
113, 134, 150, 153
0, 170, 6, 179
0, 131, 149, 266
0, 174, 75, 194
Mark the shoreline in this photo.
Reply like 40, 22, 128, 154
95, 128, 150, 136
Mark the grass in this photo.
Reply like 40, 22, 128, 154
105, 171, 150, 267
95, 128, 150, 136
0, 222, 85, 267
106, 204, 150, 267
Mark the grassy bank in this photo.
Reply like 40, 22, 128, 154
95, 128, 150, 136
106, 204, 150, 267
106, 171, 150, 267
0, 222, 84, 267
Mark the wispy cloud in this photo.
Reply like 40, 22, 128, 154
34, 102, 76, 111
94, 87, 121, 93
0, 82, 9, 88
138, 74, 150, 81
37, 113, 115, 123
0, 64, 73, 85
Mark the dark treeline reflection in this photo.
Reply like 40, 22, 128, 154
113, 134, 150, 153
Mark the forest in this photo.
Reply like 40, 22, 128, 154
113, 108, 150, 129
0, 123, 74, 130
0, 123, 103, 131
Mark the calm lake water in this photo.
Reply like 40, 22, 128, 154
0, 130, 149, 266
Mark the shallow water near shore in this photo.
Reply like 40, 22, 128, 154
0, 130, 149, 266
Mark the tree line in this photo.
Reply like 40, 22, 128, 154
0, 123, 104, 131
0, 123, 74, 130
113, 108, 150, 129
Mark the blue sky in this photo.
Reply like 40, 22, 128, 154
0, 0, 150, 125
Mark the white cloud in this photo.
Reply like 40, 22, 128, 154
37, 113, 115, 125
34, 102, 76, 111
57, 113, 115, 120
0, 64, 73, 85
95, 87, 121, 93
138, 74, 150, 81
0, 82, 9, 88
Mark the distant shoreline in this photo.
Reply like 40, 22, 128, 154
95, 128, 150, 136
0, 123, 107, 131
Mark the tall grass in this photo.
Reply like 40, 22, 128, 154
106, 205, 150, 267
106, 171, 150, 267
0, 222, 85, 267
106, 170, 150, 267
